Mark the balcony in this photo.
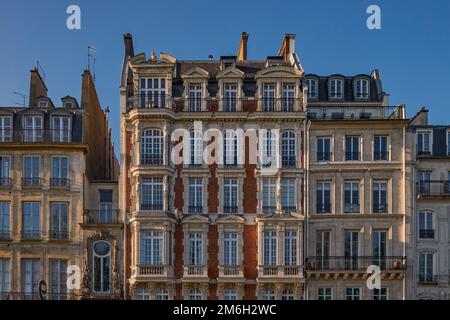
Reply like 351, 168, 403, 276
0, 130, 73, 143
183, 265, 208, 279
344, 203, 360, 214
50, 178, 70, 188
21, 230, 42, 241
257, 265, 303, 281
127, 95, 304, 113
306, 256, 406, 279
418, 275, 438, 285
373, 203, 388, 214
129, 265, 173, 284
82, 210, 122, 225
0, 178, 12, 188
417, 180, 450, 199
22, 178, 42, 188
218, 266, 244, 280
419, 229, 435, 239
308, 106, 405, 121
0, 228, 11, 241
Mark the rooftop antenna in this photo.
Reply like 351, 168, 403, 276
36, 61, 46, 82
12, 91, 27, 107
87, 46, 97, 80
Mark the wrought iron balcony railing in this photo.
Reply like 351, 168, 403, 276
418, 275, 438, 284
308, 106, 405, 120
0, 228, 11, 240
0, 178, 12, 188
417, 180, 450, 197
317, 152, 332, 162
306, 256, 406, 271
344, 203, 360, 214
317, 203, 332, 214
0, 130, 73, 143
373, 203, 388, 213
22, 178, 42, 188
50, 178, 70, 188
127, 94, 304, 112
83, 210, 122, 224
21, 229, 42, 240
49, 230, 69, 241
419, 229, 435, 239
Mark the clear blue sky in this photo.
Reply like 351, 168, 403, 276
1, 0, 450, 154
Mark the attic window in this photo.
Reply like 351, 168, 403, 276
220, 56, 236, 71
266, 56, 284, 67
64, 102, 73, 108
38, 101, 48, 108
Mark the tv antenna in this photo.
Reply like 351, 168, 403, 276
87, 46, 97, 81
36, 61, 46, 82
13, 91, 28, 107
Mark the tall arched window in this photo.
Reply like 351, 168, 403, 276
93, 241, 111, 294
281, 131, 296, 168
141, 130, 163, 165
188, 288, 202, 300
190, 130, 203, 166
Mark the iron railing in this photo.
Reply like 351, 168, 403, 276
21, 230, 42, 240
317, 203, 332, 214
373, 203, 388, 213
306, 256, 406, 271
22, 178, 42, 188
345, 152, 360, 161
0, 228, 11, 240
50, 178, 70, 188
419, 229, 435, 239
374, 151, 389, 161
418, 275, 438, 284
317, 152, 332, 162
49, 230, 69, 240
344, 203, 360, 214
0, 130, 73, 143
83, 210, 122, 224
308, 106, 405, 120
0, 178, 12, 187
417, 180, 450, 197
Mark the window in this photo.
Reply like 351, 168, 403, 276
373, 288, 388, 300
224, 288, 237, 300
223, 179, 238, 213
344, 231, 359, 269
224, 84, 237, 112
317, 137, 331, 161
139, 78, 166, 108
136, 289, 149, 300
373, 181, 387, 213
52, 116, 71, 142
156, 288, 169, 300
261, 130, 276, 167
448, 132, 450, 156
306, 79, 318, 99
372, 231, 387, 269
282, 83, 295, 111
0, 116, 12, 142
0, 259, 10, 298
329, 79, 343, 99
188, 84, 202, 112
262, 179, 276, 214
99, 190, 113, 223
22, 202, 40, 239
318, 288, 332, 300
0, 202, 10, 240
38, 101, 48, 108
0, 156, 10, 187
51, 156, 68, 187
417, 131, 431, 155
345, 136, 360, 161
23, 155, 41, 187
262, 83, 275, 111
316, 182, 331, 213
140, 178, 163, 211
281, 179, 296, 212
346, 288, 360, 300
284, 230, 297, 266
281, 131, 296, 167
374, 136, 389, 160
224, 130, 238, 166
50, 259, 67, 300
344, 181, 359, 213
223, 233, 238, 266
316, 231, 330, 269
190, 131, 203, 166
50, 202, 68, 240
188, 288, 202, 300
64, 102, 73, 109
281, 289, 294, 300
141, 130, 163, 165
188, 178, 203, 213
140, 231, 163, 265
419, 253, 434, 283
417, 172, 431, 195
188, 233, 204, 265
263, 230, 277, 266
24, 116, 43, 142
22, 259, 40, 300
355, 79, 369, 99
93, 241, 111, 293
419, 211, 434, 239
262, 288, 275, 300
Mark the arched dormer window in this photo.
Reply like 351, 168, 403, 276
141, 129, 163, 165
329, 78, 344, 99
355, 78, 369, 99
306, 78, 319, 99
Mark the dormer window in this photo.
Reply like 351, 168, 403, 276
188, 84, 202, 112
64, 102, 73, 109
223, 84, 237, 112
329, 79, 343, 99
355, 79, 369, 99
306, 79, 318, 99
139, 78, 166, 108
38, 101, 48, 108
220, 56, 236, 71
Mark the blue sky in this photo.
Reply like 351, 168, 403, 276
1, 0, 449, 154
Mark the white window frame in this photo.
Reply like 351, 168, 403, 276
141, 130, 163, 165
317, 137, 332, 162
284, 230, 297, 266
52, 116, 71, 142
224, 130, 238, 166
374, 135, 389, 161
0, 259, 10, 296
190, 130, 203, 166
262, 83, 275, 111
139, 78, 166, 108
188, 233, 204, 265
318, 288, 333, 300
316, 181, 331, 214
344, 181, 360, 213
24, 116, 43, 142
281, 178, 296, 212
188, 178, 203, 213
345, 136, 360, 161
223, 178, 238, 213
223, 83, 238, 112
372, 181, 387, 213
262, 288, 275, 300
345, 287, 361, 300
156, 288, 169, 300
417, 131, 432, 155
188, 288, 202, 300
263, 230, 277, 266
281, 131, 296, 167
92, 241, 111, 294
223, 288, 237, 300
188, 84, 202, 112
0, 116, 12, 142
329, 79, 343, 99
140, 231, 164, 265
281, 83, 295, 111
306, 78, 318, 99
223, 232, 238, 266
140, 178, 163, 211
355, 79, 369, 99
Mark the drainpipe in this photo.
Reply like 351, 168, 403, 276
304, 120, 311, 300
402, 124, 407, 300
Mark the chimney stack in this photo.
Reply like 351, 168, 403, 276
123, 33, 134, 58
237, 32, 249, 61
28, 68, 48, 107
278, 34, 296, 61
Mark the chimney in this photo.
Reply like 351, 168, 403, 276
123, 33, 134, 58
28, 68, 48, 107
278, 34, 296, 61
237, 32, 248, 61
